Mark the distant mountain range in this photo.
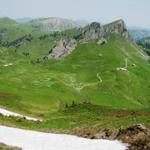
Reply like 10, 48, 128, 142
15, 18, 32, 24
137, 36, 150, 56
128, 27, 150, 41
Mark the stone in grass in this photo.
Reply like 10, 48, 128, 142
97, 37, 107, 45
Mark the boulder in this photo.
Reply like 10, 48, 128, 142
97, 37, 107, 45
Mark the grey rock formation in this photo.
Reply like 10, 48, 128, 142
78, 19, 129, 42
78, 22, 104, 42
103, 19, 129, 37
48, 38, 77, 59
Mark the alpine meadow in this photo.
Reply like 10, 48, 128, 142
0, 0, 150, 150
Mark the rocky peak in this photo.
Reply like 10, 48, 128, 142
78, 22, 103, 41
89, 22, 101, 29
103, 19, 129, 38
78, 19, 129, 42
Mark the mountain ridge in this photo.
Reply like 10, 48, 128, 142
47, 19, 129, 59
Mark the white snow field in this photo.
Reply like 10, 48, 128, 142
0, 108, 42, 121
0, 125, 128, 150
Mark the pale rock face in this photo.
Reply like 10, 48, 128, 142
103, 19, 129, 38
48, 38, 77, 59
79, 20, 129, 42
79, 22, 104, 42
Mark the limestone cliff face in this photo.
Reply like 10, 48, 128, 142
103, 19, 129, 38
79, 19, 129, 42
78, 22, 103, 41
47, 19, 129, 59
48, 38, 77, 59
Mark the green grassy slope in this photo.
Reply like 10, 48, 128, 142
0, 20, 150, 131
45, 34, 150, 110
0, 17, 48, 43
7, 28, 81, 60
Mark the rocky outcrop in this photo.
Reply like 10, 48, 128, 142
71, 124, 150, 150
78, 22, 104, 42
116, 124, 150, 150
48, 38, 77, 59
78, 19, 129, 42
103, 19, 129, 38
93, 124, 150, 150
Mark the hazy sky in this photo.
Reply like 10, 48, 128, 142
0, 0, 150, 28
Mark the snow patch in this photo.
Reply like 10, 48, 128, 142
0, 108, 42, 122
0, 125, 128, 150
